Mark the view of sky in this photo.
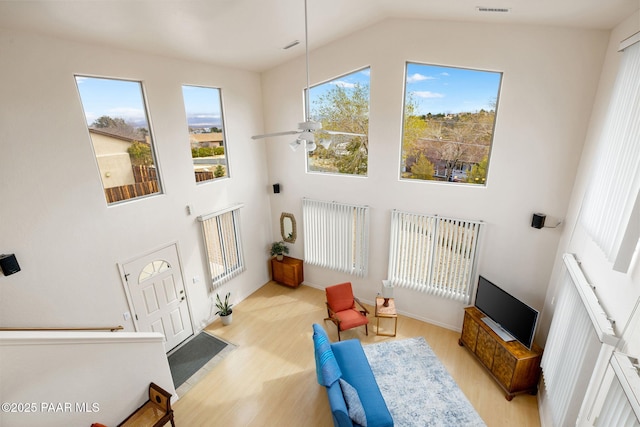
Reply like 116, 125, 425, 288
75, 76, 150, 128
405, 63, 502, 115
309, 67, 370, 116
181, 85, 223, 128
75, 76, 224, 130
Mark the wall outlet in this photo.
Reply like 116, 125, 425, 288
123, 311, 131, 321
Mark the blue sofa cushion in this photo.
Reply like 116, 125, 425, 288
340, 378, 367, 427
331, 339, 393, 427
313, 323, 342, 386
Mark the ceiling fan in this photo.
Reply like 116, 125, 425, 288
251, 0, 365, 152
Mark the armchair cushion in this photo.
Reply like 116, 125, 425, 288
334, 308, 370, 331
326, 282, 357, 312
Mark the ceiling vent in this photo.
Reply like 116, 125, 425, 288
476, 7, 511, 13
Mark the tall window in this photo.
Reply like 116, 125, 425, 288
401, 63, 502, 185
387, 210, 482, 303
307, 67, 370, 176
182, 85, 229, 183
580, 39, 640, 273
302, 198, 369, 277
75, 76, 162, 204
198, 205, 245, 289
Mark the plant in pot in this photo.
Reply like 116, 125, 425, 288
270, 240, 289, 261
215, 292, 233, 326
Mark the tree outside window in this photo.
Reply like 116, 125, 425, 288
307, 67, 370, 176
401, 63, 502, 185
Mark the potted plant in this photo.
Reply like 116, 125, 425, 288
270, 241, 289, 261
215, 292, 233, 326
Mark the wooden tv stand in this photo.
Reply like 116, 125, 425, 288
458, 306, 542, 401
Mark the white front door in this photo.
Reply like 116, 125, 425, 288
122, 244, 193, 352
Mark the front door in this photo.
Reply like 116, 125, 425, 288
122, 244, 193, 352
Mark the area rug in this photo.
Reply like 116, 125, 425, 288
363, 337, 486, 427
168, 332, 228, 389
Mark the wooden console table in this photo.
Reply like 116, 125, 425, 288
459, 306, 542, 400
271, 256, 303, 288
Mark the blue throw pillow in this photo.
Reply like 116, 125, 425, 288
339, 378, 367, 427
312, 323, 342, 386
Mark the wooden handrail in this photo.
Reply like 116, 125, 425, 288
0, 326, 124, 332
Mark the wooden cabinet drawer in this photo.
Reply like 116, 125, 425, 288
271, 256, 303, 288
461, 312, 479, 351
476, 328, 496, 369
492, 344, 516, 388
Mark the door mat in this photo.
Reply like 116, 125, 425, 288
168, 332, 229, 389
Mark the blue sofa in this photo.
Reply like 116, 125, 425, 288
312, 324, 393, 427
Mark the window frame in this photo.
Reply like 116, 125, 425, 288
74, 74, 163, 205
198, 204, 246, 289
181, 84, 231, 184
305, 66, 371, 177
400, 62, 503, 186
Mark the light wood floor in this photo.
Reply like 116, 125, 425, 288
173, 282, 541, 426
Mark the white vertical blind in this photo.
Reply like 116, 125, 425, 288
580, 41, 640, 272
302, 198, 369, 277
387, 210, 481, 303
541, 254, 618, 426
198, 204, 245, 289
594, 352, 640, 427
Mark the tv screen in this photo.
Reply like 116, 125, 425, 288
474, 275, 539, 349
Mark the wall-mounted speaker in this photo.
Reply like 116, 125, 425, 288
273, 183, 280, 194
531, 213, 546, 229
0, 254, 21, 276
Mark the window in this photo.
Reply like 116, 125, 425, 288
75, 76, 162, 204
387, 210, 482, 303
307, 67, 370, 176
401, 63, 502, 184
198, 205, 245, 289
182, 85, 229, 183
580, 39, 640, 273
302, 198, 369, 277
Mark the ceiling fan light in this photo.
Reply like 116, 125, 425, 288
289, 140, 301, 152
305, 141, 317, 152
299, 131, 315, 142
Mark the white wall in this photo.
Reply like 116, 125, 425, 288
541, 11, 640, 342
536, 11, 640, 426
262, 18, 609, 332
0, 29, 272, 333
0, 331, 174, 427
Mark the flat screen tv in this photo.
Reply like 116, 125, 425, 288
474, 275, 539, 349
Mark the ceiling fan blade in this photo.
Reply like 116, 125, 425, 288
251, 129, 301, 140
324, 130, 367, 137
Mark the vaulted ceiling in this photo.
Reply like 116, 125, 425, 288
0, 0, 637, 72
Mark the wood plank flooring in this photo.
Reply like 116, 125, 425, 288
172, 282, 541, 426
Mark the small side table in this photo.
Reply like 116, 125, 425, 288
375, 296, 398, 337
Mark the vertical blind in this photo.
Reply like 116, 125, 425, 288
302, 198, 369, 277
198, 204, 245, 289
541, 254, 618, 426
593, 352, 640, 427
387, 210, 482, 303
580, 40, 640, 272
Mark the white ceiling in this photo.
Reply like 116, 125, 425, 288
0, 0, 638, 72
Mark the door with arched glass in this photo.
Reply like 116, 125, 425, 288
122, 244, 193, 352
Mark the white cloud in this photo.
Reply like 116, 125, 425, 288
440, 72, 450, 77
330, 80, 356, 88
406, 73, 435, 84
412, 91, 445, 99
